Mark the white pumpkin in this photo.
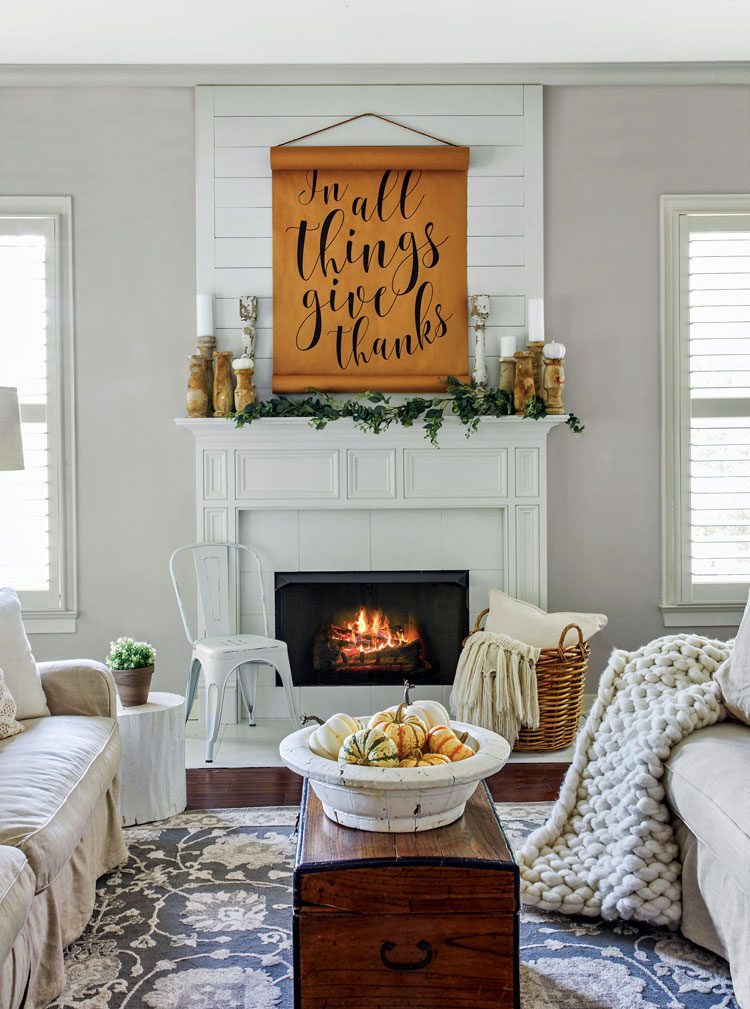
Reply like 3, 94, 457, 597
307, 731, 330, 758
308, 713, 361, 760
543, 340, 566, 360
387, 698, 450, 730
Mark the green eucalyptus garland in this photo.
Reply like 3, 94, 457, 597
233, 376, 584, 447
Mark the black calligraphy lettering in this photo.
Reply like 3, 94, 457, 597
399, 170, 425, 219
297, 289, 322, 351
289, 162, 455, 374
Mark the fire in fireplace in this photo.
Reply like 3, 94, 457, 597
275, 570, 469, 687
313, 607, 427, 676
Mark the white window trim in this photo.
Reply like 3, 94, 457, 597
0, 196, 77, 633
660, 193, 750, 628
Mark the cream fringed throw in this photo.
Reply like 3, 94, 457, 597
518, 634, 730, 929
450, 631, 540, 746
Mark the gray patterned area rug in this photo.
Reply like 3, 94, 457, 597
49, 803, 738, 1009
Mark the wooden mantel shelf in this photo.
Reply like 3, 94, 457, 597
175, 414, 568, 440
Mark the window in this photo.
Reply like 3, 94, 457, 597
661, 195, 750, 626
0, 198, 76, 632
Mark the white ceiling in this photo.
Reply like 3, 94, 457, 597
2, 0, 750, 65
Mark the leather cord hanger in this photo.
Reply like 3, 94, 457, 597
278, 112, 459, 148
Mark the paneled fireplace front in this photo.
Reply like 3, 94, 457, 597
178, 414, 561, 721
275, 570, 469, 687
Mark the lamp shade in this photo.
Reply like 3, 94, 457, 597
0, 388, 24, 471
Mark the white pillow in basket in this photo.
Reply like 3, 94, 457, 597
0, 587, 49, 719
484, 589, 608, 649
0, 668, 24, 740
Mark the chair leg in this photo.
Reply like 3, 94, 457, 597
185, 658, 201, 722
268, 649, 299, 727
204, 679, 226, 763
237, 663, 259, 727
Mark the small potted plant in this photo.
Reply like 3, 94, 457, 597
106, 637, 156, 707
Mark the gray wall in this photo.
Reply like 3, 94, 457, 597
544, 85, 750, 681
2, 83, 748, 695
0, 88, 196, 692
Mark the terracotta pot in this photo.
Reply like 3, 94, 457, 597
110, 664, 154, 707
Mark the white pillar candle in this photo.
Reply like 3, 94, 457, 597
499, 334, 517, 358
527, 298, 545, 344
196, 293, 214, 337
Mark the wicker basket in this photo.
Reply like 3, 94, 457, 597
472, 610, 589, 752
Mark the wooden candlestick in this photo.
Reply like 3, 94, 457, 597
197, 335, 216, 414
543, 358, 565, 414
513, 351, 536, 416
212, 351, 234, 417
528, 340, 546, 399
498, 358, 516, 409
233, 356, 257, 412
186, 353, 209, 418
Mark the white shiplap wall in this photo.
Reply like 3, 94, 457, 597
196, 83, 543, 398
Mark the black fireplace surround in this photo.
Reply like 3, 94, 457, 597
275, 570, 469, 686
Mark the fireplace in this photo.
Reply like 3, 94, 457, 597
275, 570, 469, 686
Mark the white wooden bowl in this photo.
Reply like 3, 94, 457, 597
279, 720, 511, 832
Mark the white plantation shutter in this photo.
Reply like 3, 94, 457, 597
0, 200, 76, 627
662, 197, 750, 622
688, 216, 750, 600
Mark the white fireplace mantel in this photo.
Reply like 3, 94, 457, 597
177, 415, 566, 719
176, 414, 565, 606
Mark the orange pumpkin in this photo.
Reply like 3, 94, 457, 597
368, 703, 428, 758
426, 724, 475, 762
399, 751, 451, 767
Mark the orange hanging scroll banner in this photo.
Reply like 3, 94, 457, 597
271, 143, 470, 392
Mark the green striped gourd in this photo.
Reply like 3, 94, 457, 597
339, 728, 399, 767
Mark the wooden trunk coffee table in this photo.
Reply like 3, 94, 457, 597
293, 780, 519, 1009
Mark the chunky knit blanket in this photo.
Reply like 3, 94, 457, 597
518, 633, 730, 928
450, 630, 540, 747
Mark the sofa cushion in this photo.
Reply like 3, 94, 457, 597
0, 715, 120, 892
0, 588, 49, 720
665, 721, 750, 894
715, 590, 750, 725
0, 845, 35, 965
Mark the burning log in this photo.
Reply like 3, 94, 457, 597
312, 607, 427, 674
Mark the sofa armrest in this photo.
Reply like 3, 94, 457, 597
38, 660, 117, 718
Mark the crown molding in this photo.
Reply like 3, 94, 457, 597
1, 62, 750, 87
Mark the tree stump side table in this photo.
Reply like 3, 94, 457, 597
116, 691, 187, 826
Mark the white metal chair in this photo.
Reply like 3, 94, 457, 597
169, 542, 299, 762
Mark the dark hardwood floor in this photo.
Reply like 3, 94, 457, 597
186, 762, 568, 809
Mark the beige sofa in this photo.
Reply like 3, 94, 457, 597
666, 720, 750, 1008
0, 660, 127, 1009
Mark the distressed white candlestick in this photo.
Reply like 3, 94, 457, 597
470, 294, 491, 389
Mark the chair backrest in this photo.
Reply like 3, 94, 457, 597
169, 542, 269, 644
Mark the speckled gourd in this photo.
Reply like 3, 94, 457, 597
426, 724, 476, 762
368, 703, 428, 758
339, 728, 399, 767
398, 752, 452, 767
